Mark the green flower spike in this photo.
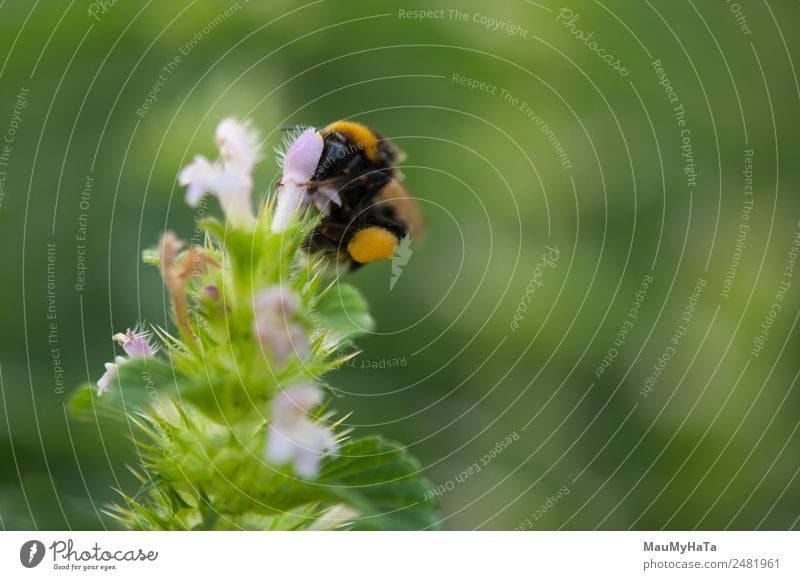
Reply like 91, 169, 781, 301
69, 118, 440, 531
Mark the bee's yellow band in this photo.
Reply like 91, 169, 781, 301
347, 226, 399, 263
323, 121, 381, 163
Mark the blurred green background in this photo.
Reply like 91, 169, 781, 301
0, 0, 799, 530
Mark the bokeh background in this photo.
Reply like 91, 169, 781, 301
1, 0, 799, 530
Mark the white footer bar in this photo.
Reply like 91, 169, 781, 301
1, 531, 797, 579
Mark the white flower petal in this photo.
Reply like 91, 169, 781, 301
265, 416, 337, 479
291, 422, 338, 479
265, 424, 297, 464
287, 325, 311, 361
280, 128, 323, 184
272, 384, 323, 420
96, 356, 127, 396
293, 447, 323, 479
216, 175, 254, 228
178, 120, 259, 227
179, 155, 216, 207
255, 327, 290, 366
272, 128, 324, 232
253, 285, 298, 319
216, 117, 260, 174
252, 286, 309, 366
272, 181, 310, 233
265, 381, 338, 478
113, 329, 155, 358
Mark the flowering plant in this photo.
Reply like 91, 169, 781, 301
69, 119, 439, 530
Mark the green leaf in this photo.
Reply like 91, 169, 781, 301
270, 437, 440, 530
246, 436, 440, 530
318, 436, 441, 530
313, 283, 375, 342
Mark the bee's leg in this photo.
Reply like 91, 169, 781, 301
302, 177, 338, 188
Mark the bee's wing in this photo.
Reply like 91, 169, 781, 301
375, 178, 426, 241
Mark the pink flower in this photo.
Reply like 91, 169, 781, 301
252, 286, 310, 366
265, 384, 338, 478
179, 118, 260, 228
97, 356, 126, 396
216, 117, 260, 174
272, 128, 324, 232
112, 328, 155, 358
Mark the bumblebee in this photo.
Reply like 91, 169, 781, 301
295, 121, 424, 269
